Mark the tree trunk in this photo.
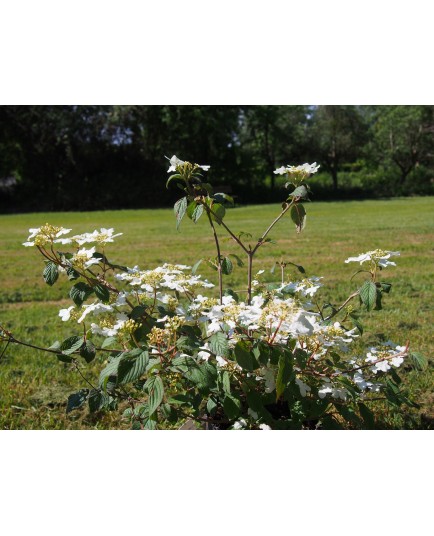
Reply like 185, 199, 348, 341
331, 166, 338, 190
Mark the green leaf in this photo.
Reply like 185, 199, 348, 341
209, 332, 229, 357
185, 362, 217, 390
94, 284, 110, 303
166, 173, 183, 189
192, 203, 204, 223
276, 351, 293, 400
66, 267, 80, 280
223, 394, 242, 420
409, 351, 427, 371
66, 389, 89, 413
349, 313, 364, 335
174, 197, 188, 230
186, 200, 198, 220
294, 349, 308, 370
99, 354, 122, 388
211, 202, 226, 223
234, 340, 257, 371
147, 376, 164, 416
80, 340, 96, 363
60, 335, 84, 355
117, 350, 149, 385
380, 282, 392, 294
222, 370, 231, 394
129, 305, 148, 320
171, 355, 199, 369
358, 402, 375, 429
290, 203, 307, 233
101, 336, 118, 349
375, 290, 383, 310
191, 258, 203, 275
334, 404, 362, 427
229, 254, 244, 267
70, 282, 94, 306
43, 261, 59, 286
213, 192, 234, 205
88, 389, 110, 413
359, 280, 377, 311
206, 396, 218, 416
221, 256, 233, 275
288, 184, 309, 199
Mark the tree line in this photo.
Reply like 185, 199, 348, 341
0, 105, 433, 212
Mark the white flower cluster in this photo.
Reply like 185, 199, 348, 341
115, 263, 214, 293
166, 155, 210, 173
365, 342, 406, 373
345, 249, 400, 268
23, 225, 122, 248
273, 162, 320, 186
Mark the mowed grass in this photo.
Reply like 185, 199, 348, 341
0, 197, 433, 429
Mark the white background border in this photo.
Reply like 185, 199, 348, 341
1, 1, 432, 534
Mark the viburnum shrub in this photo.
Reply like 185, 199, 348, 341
0, 155, 427, 429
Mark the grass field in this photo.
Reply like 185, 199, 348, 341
1, 197, 433, 429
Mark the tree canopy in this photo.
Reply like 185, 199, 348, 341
0, 105, 433, 212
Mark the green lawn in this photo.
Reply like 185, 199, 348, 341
1, 197, 433, 429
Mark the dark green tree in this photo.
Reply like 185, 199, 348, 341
310, 105, 368, 190
370, 105, 434, 186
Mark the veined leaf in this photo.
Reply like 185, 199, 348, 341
70, 282, 94, 306
94, 283, 110, 303
409, 351, 427, 371
117, 350, 149, 385
186, 200, 198, 220
209, 332, 229, 357
192, 203, 204, 223
359, 280, 377, 311
60, 335, 84, 355
80, 340, 96, 363
221, 256, 233, 275
174, 197, 188, 230
43, 261, 59, 286
290, 203, 307, 233
223, 394, 241, 420
276, 352, 293, 400
234, 340, 257, 371
147, 376, 164, 416
66, 389, 89, 414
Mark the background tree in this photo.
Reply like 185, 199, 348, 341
309, 105, 369, 190
370, 105, 434, 188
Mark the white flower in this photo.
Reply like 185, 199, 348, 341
166, 155, 210, 173
59, 306, 75, 321
318, 384, 333, 398
77, 302, 113, 323
259, 424, 272, 430
390, 356, 404, 367
344, 249, 400, 267
273, 166, 288, 175
167, 155, 185, 173
233, 419, 247, 430
295, 378, 311, 397
274, 162, 319, 184
373, 360, 391, 373
23, 225, 72, 247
